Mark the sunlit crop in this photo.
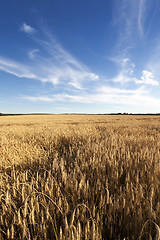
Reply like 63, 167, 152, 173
0, 115, 160, 239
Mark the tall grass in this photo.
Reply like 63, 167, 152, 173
0, 115, 160, 239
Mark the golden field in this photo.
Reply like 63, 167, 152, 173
0, 114, 160, 239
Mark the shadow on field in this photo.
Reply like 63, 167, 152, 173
0, 133, 160, 239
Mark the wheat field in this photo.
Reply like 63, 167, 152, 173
0, 114, 160, 239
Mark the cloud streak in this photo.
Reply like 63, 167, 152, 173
23, 85, 160, 111
20, 23, 36, 34
134, 70, 159, 86
112, 0, 148, 51
0, 57, 37, 79
23, 96, 54, 102
110, 57, 158, 86
138, 0, 146, 37
28, 49, 39, 59
1, 22, 160, 113
0, 24, 99, 90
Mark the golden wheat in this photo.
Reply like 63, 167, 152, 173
0, 114, 160, 239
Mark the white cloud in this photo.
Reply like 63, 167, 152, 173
97, 85, 147, 94
134, 70, 159, 85
145, 40, 160, 80
110, 57, 159, 86
112, 73, 131, 83
28, 49, 39, 59
1, 22, 160, 113
0, 57, 37, 79
111, 57, 135, 83
138, 0, 146, 37
23, 96, 54, 102
112, 0, 148, 50
21, 23, 35, 34
23, 85, 160, 110
57, 93, 91, 103
122, 58, 130, 64
0, 30, 99, 89
34, 33, 99, 88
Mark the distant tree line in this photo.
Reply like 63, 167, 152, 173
0, 113, 160, 116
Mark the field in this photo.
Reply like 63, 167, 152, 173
0, 114, 160, 239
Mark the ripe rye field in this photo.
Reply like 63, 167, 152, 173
0, 115, 160, 240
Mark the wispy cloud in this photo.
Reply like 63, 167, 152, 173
111, 57, 135, 83
97, 85, 147, 95
23, 85, 160, 111
138, 0, 146, 37
28, 49, 39, 59
20, 47, 160, 111
110, 57, 158, 86
146, 40, 160, 78
134, 70, 159, 86
0, 57, 37, 79
0, 25, 99, 90
1, 21, 160, 112
33, 32, 99, 88
112, 0, 148, 50
20, 23, 36, 34
23, 96, 54, 102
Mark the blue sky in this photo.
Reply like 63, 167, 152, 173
1, 0, 160, 114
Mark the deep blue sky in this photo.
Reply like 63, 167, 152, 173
1, 0, 160, 113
